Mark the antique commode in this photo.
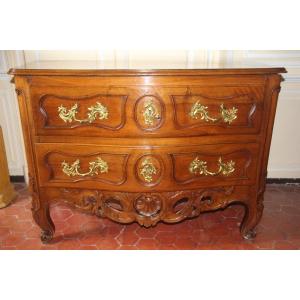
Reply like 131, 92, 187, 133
9, 64, 286, 243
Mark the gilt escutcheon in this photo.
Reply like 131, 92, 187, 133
139, 157, 157, 183
142, 99, 160, 126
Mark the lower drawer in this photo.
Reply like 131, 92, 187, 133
35, 142, 260, 192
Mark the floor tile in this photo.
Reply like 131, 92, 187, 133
0, 183, 299, 250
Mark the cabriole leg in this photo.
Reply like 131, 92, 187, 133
240, 194, 264, 240
32, 197, 55, 243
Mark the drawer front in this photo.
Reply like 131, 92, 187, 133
35, 142, 260, 192
29, 77, 265, 137
31, 86, 128, 136
168, 86, 263, 135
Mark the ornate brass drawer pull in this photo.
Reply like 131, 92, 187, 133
189, 157, 235, 176
189, 101, 238, 124
58, 102, 108, 124
61, 157, 108, 177
143, 99, 160, 125
139, 158, 157, 183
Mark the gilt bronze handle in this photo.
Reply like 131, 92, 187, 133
61, 157, 108, 177
189, 157, 235, 176
189, 102, 238, 124
58, 102, 108, 124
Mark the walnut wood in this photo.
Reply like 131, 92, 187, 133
9, 67, 286, 243
35, 142, 259, 191
8, 64, 286, 76
29, 83, 265, 137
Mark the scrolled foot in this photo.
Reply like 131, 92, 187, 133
41, 230, 53, 244
242, 229, 256, 240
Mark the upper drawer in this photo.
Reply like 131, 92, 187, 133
29, 78, 265, 137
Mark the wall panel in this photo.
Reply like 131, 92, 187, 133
0, 51, 26, 177
0, 50, 299, 178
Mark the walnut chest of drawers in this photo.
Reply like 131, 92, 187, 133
9, 66, 286, 243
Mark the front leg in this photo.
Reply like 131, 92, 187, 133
32, 194, 55, 243
240, 192, 264, 240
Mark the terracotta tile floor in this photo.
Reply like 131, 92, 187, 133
0, 183, 299, 250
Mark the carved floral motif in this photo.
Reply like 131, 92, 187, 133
134, 195, 162, 217
54, 186, 245, 228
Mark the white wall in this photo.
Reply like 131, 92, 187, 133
0, 50, 299, 178
0, 51, 26, 177
231, 51, 300, 178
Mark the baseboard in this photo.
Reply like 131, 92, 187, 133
10, 176, 25, 183
266, 178, 300, 184
267, 168, 300, 179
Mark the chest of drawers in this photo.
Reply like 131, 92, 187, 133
9, 66, 286, 243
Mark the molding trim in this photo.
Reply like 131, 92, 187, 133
268, 167, 300, 178
10, 176, 25, 183
9, 176, 300, 185
267, 178, 300, 184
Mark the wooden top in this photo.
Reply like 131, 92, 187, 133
8, 60, 287, 76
